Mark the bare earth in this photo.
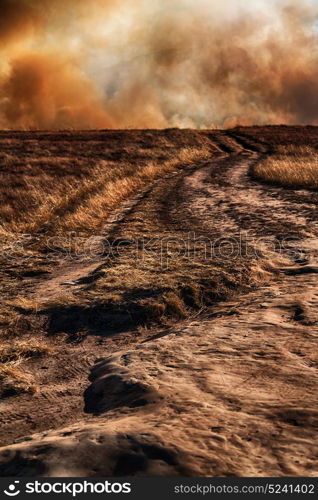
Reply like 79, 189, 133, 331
0, 128, 317, 476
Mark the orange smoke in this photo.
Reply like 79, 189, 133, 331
0, 0, 318, 129
2, 53, 114, 129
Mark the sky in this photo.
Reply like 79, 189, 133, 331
0, 0, 318, 129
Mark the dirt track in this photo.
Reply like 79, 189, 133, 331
0, 129, 317, 476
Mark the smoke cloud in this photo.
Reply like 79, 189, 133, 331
1, 0, 318, 129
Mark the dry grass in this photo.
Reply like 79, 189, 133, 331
0, 131, 214, 236
0, 132, 214, 260
0, 130, 219, 395
55, 146, 211, 235
254, 145, 318, 189
0, 340, 52, 364
0, 339, 52, 396
37, 189, 258, 338
0, 366, 38, 397
0, 127, 260, 347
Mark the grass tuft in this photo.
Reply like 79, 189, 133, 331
254, 146, 318, 189
0, 366, 38, 397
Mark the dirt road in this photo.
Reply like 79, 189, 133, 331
0, 129, 317, 476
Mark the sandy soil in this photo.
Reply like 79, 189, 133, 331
0, 129, 317, 477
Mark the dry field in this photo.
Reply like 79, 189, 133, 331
0, 126, 317, 477
0, 130, 254, 397
254, 145, 318, 190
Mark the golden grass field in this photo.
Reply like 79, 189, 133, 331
254, 145, 318, 190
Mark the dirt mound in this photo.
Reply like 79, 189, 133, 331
0, 288, 317, 476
